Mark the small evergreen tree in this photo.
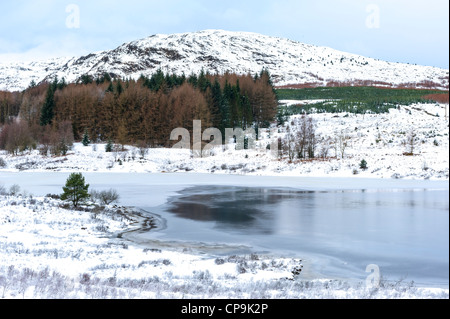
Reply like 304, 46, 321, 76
60, 173, 90, 207
58, 77, 67, 90
82, 130, 90, 146
360, 159, 368, 170
105, 139, 113, 152
28, 80, 37, 89
80, 74, 93, 85
116, 80, 123, 95
106, 82, 114, 93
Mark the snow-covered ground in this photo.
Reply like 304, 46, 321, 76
1, 195, 448, 299
1, 103, 448, 181
0, 104, 448, 299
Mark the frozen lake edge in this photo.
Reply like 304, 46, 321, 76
0, 172, 449, 298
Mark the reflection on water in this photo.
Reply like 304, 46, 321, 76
162, 186, 449, 287
168, 187, 317, 233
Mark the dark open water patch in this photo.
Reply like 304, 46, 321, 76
166, 186, 318, 232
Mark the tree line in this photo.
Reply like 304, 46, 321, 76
0, 70, 278, 155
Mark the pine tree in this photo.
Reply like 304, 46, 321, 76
148, 69, 166, 91
28, 80, 37, 89
106, 82, 114, 93
116, 80, 123, 96
58, 77, 67, 90
210, 79, 224, 133
360, 159, 368, 170
229, 81, 243, 128
187, 73, 198, 88
221, 81, 233, 130
80, 74, 93, 85
103, 73, 112, 83
241, 94, 253, 130
40, 80, 57, 126
60, 173, 90, 207
82, 130, 90, 146
105, 139, 113, 152
197, 69, 211, 92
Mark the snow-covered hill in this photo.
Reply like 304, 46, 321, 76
0, 30, 448, 92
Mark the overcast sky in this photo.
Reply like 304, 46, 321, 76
0, 0, 448, 68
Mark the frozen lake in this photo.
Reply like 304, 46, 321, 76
1, 172, 448, 287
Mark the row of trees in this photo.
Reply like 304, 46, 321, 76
0, 70, 278, 155
0, 71, 277, 155
278, 115, 423, 161
279, 115, 352, 161
0, 120, 74, 156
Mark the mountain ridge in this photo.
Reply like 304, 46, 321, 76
0, 29, 448, 92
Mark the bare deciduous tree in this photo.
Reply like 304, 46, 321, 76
281, 126, 296, 162
280, 115, 319, 161
136, 140, 149, 159
405, 128, 417, 155
0, 121, 34, 155
319, 137, 333, 159
334, 131, 351, 159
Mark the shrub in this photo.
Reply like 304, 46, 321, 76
136, 140, 149, 158
215, 258, 225, 265
97, 189, 120, 205
9, 184, 21, 196
90, 189, 120, 205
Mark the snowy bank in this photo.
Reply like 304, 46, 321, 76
0, 103, 448, 181
1, 195, 448, 299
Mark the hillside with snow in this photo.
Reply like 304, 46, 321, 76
0, 30, 448, 92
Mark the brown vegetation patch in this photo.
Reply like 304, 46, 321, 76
422, 93, 449, 104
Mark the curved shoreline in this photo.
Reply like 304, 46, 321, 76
113, 206, 256, 256
109, 205, 346, 283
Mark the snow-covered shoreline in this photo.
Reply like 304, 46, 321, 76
1, 194, 448, 299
